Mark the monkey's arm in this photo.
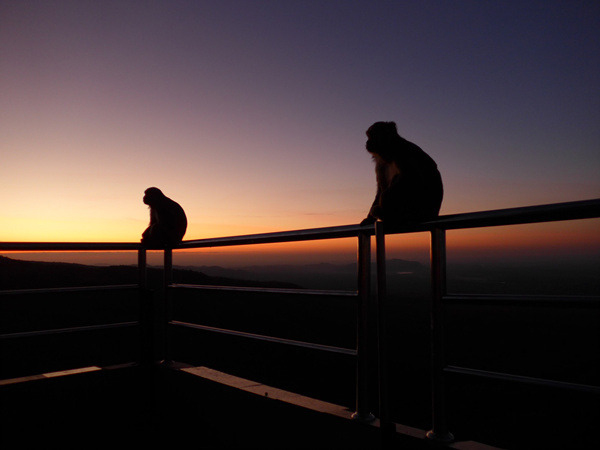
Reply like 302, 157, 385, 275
362, 173, 408, 225
361, 189, 383, 225
142, 225, 151, 236
142, 208, 158, 240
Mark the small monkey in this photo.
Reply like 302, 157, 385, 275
361, 121, 443, 225
141, 187, 187, 248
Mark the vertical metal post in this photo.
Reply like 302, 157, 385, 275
162, 248, 173, 364
164, 248, 173, 287
375, 221, 392, 436
426, 228, 454, 443
352, 230, 375, 422
138, 247, 147, 290
138, 247, 153, 366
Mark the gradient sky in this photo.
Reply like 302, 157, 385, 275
1, 1, 599, 265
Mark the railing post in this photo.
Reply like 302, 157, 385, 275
162, 248, 173, 364
138, 247, 154, 366
352, 229, 375, 422
138, 247, 147, 289
164, 248, 173, 287
426, 228, 454, 443
375, 221, 393, 437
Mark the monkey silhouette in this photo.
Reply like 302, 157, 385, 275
141, 187, 187, 248
361, 121, 443, 226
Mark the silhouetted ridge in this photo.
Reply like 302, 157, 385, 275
0, 256, 301, 290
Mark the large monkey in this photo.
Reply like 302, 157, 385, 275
361, 121, 443, 226
141, 187, 188, 248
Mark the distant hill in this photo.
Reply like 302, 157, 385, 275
3, 255, 596, 295
176, 259, 428, 291
0, 255, 429, 293
0, 256, 301, 291
182, 259, 426, 276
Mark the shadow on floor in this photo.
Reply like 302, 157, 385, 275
0, 364, 427, 449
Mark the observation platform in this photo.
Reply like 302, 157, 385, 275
1, 363, 472, 449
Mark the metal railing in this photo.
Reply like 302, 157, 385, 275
374, 198, 600, 442
163, 223, 377, 421
1, 198, 599, 444
165, 198, 600, 442
0, 242, 152, 371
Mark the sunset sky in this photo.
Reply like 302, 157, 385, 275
1, 1, 598, 265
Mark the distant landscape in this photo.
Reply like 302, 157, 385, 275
177, 257, 600, 296
2, 254, 597, 296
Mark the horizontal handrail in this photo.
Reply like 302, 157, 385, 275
178, 223, 375, 248
0, 242, 141, 251
425, 198, 600, 230
178, 198, 600, 249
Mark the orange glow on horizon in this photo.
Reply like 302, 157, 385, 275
2, 218, 598, 266
446, 219, 599, 250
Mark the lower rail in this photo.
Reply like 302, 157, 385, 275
0, 284, 139, 296
444, 294, 600, 305
170, 320, 357, 356
0, 322, 139, 340
444, 365, 600, 394
171, 284, 357, 297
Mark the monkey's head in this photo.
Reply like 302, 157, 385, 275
365, 121, 402, 162
143, 187, 165, 206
